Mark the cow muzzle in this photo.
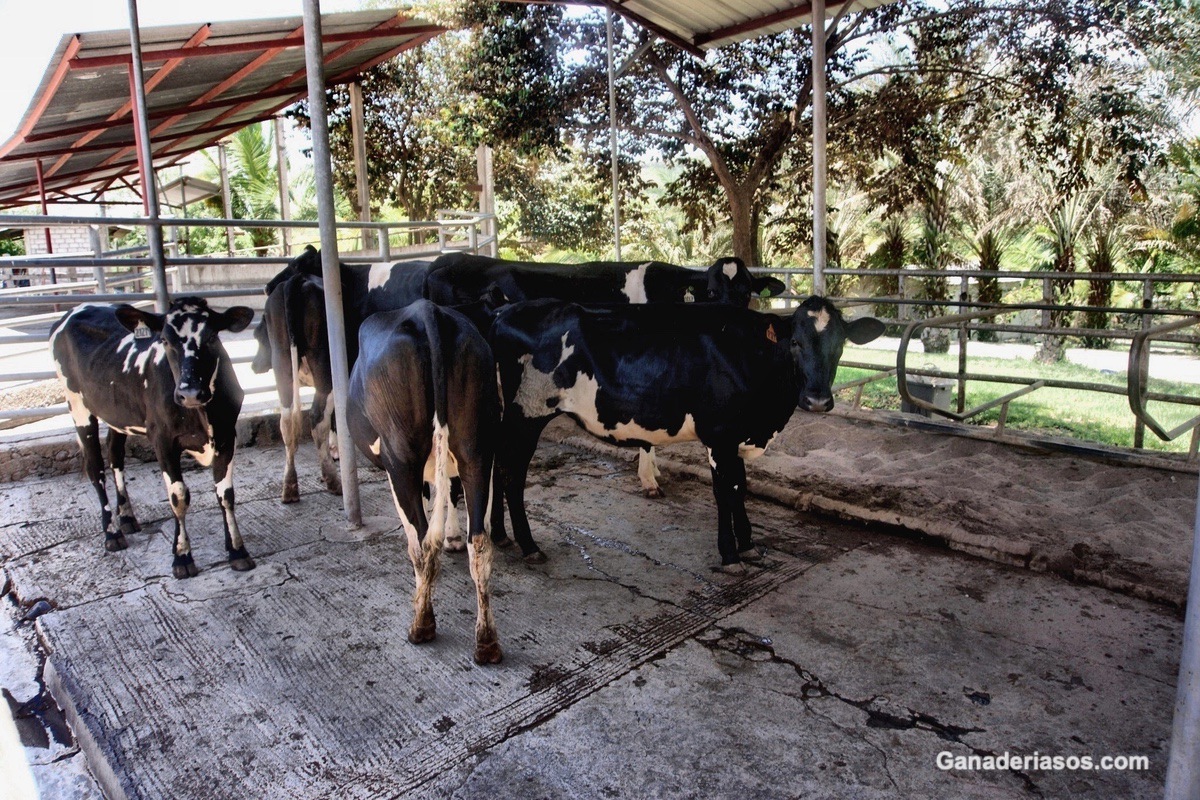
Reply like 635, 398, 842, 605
800, 394, 834, 413
175, 383, 211, 408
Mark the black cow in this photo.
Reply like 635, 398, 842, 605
50, 298, 256, 578
426, 252, 787, 498
347, 300, 502, 664
489, 296, 884, 568
425, 252, 786, 309
250, 246, 434, 503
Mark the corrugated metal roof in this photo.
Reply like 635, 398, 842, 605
600, 0, 898, 54
0, 9, 443, 209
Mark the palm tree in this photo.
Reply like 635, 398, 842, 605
200, 123, 280, 255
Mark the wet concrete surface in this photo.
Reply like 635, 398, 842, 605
0, 433, 1184, 799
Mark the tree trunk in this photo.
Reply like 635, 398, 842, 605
729, 191, 755, 264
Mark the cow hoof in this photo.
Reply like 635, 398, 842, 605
474, 640, 504, 665
230, 556, 257, 572
443, 534, 466, 553
172, 558, 200, 579
523, 550, 548, 565
739, 546, 764, 561
644, 486, 665, 499
408, 621, 437, 644
104, 534, 128, 552
119, 517, 141, 535
281, 491, 300, 505
491, 534, 514, 549
326, 482, 343, 497
715, 561, 746, 575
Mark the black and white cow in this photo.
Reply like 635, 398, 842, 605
50, 298, 256, 578
424, 252, 787, 310
250, 246, 434, 504
488, 296, 884, 568
347, 300, 502, 664
426, 252, 787, 497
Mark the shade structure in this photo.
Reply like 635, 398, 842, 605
0, 9, 443, 208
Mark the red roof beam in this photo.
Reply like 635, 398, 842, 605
45, 24, 213, 178
692, 1, 823, 46
0, 35, 82, 160
67, 24, 444, 69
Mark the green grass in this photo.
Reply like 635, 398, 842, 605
834, 351, 1200, 455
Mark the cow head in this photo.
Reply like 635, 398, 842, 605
250, 307, 273, 374
706, 257, 788, 308
117, 298, 254, 409
788, 297, 884, 413
264, 244, 322, 297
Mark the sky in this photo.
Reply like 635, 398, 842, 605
0, 0, 362, 142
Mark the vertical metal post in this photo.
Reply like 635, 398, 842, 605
1135, 278, 1154, 449
957, 274, 969, 413
476, 144, 497, 257
606, 9, 622, 260
218, 141, 235, 256
274, 118, 292, 257
89, 226, 108, 293
34, 159, 58, 292
811, 0, 827, 296
304, 0, 361, 527
1166, 475, 1200, 798
127, 0, 169, 312
348, 82, 373, 254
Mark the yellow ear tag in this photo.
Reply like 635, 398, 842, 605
765, 324, 777, 344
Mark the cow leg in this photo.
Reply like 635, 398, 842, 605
385, 459, 440, 644
498, 416, 552, 563
453, 417, 502, 664
278, 403, 302, 504
707, 446, 746, 571
212, 440, 255, 573
638, 447, 664, 498
158, 447, 198, 579
311, 392, 342, 496
442, 477, 466, 553
107, 429, 141, 537
725, 454, 759, 561
78, 418, 122, 551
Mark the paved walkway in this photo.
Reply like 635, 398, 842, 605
0, 419, 1189, 798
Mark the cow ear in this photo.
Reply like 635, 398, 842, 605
480, 283, 509, 312
215, 306, 255, 334
752, 276, 787, 297
846, 316, 886, 345
115, 305, 164, 333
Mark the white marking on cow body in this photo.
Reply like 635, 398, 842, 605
808, 308, 831, 332
622, 263, 651, 304
163, 473, 191, 556
368, 263, 393, 292
721, 260, 739, 280
512, 333, 574, 418
188, 441, 215, 467
707, 448, 717, 469
59, 367, 93, 428
637, 449, 662, 493
738, 432, 777, 460
369, 438, 382, 456
214, 460, 244, 550
562, 373, 698, 446
117, 334, 165, 374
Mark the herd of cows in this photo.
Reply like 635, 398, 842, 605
47, 248, 883, 664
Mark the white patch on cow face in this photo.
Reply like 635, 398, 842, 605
622, 263, 651, 304
368, 263, 393, 292
721, 260, 739, 280
808, 308, 831, 333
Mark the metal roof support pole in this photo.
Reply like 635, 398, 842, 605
1166, 477, 1200, 798
811, 0, 827, 297
606, 9, 622, 260
218, 142, 235, 256
274, 118, 292, 256
476, 144, 497, 257
34, 160, 58, 289
348, 82, 373, 254
127, 0, 170, 312
304, 0, 362, 527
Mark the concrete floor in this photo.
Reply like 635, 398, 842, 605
0, 433, 1182, 799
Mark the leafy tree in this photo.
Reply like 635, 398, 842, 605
456, 0, 1174, 270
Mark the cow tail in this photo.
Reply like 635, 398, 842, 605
426, 305, 452, 546
283, 276, 307, 416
